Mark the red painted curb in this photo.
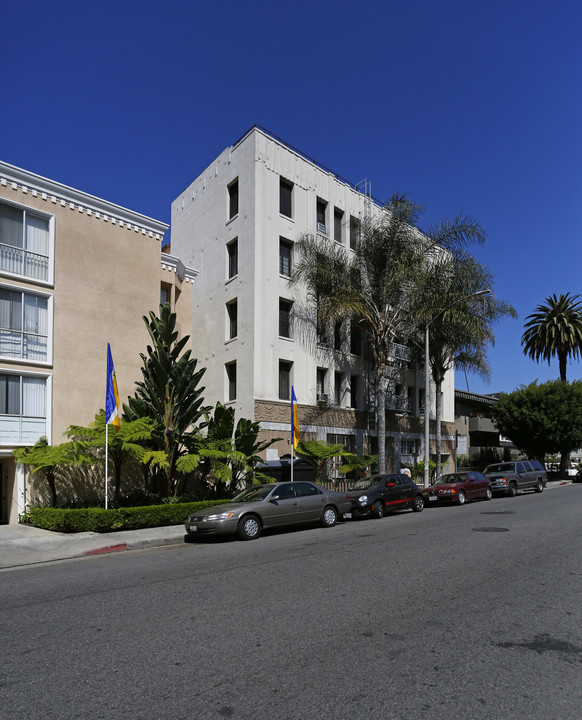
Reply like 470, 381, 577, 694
83, 543, 127, 556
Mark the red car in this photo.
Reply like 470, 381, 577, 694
422, 471, 492, 505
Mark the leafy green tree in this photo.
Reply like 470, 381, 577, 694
492, 381, 582, 469
295, 439, 347, 478
13, 437, 85, 507
337, 453, 378, 479
521, 293, 582, 381
413, 249, 516, 477
125, 304, 211, 496
67, 411, 163, 502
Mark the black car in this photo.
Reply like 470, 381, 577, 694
347, 473, 424, 519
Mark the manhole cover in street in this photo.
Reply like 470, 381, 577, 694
472, 527, 510, 532
481, 510, 515, 515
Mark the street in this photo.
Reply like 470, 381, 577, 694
2, 485, 582, 720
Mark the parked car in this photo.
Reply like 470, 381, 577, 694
423, 471, 492, 505
184, 481, 352, 540
482, 460, 546, 496
346, 473, 424, 518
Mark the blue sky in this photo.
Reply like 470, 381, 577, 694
3, 0, 581, 394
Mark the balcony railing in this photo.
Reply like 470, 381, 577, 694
469, 416, 497, 434
0, 243, 49, 282
386, 393, 411, 413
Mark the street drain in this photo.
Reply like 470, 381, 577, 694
472, 527, 510, 532
481, 510, 515, 515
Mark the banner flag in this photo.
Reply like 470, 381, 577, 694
106, 343, 121, 429
291, 386, 300, 449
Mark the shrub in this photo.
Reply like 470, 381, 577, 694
24, 500, 229, 533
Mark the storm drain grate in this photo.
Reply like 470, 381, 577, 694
481, 510, 515, 515
472, 527, 510, 532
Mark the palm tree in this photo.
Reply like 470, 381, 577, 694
413, 250, 516, 478
293, 194, 491, 474
521, 293, 582, 381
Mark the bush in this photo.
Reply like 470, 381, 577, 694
23, 500, 229, 533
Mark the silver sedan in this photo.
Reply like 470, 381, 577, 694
185, 481, 351, 540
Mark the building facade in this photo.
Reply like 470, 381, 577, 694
171, 126, 455, 476
0, 161, 195, 523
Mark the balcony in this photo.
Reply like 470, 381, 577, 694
386, 393, 411, 413
469, 416, 497, 434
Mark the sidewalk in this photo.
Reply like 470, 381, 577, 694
0, 479, 574, 570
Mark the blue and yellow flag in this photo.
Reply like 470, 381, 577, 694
106, 343, 121, 429
291, 386, 300, 449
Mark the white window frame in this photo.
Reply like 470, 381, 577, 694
0, 283, 53, 365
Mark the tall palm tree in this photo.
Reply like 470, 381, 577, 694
521, 293, 582, 381
413, 249, 516, 477
293, 194, 489, 474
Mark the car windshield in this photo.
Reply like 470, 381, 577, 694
435, 474, 463, 485
231, 486, 273, 503
350, 476, 382, 490
484, 463, 514, 473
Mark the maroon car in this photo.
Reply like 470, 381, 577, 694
422, 471, 492, 505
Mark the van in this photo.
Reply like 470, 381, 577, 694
482, 460, 546, 496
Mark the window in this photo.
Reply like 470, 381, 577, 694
228, 178, 239, 220
401, 438, 421, 456
0, 373, 46, 443
0, 202, 51, 282
316, 198, 327, 233
0, 288, 48, 361
226, 362, 237, 401
334, 372, 343, 406
227, 299, 237, 340
279, 299, 293, 338
334, 321, 342, 351
350, 215, 361, 250
350, 320, 361, 356
279, 178, 293, 218
272, 483, 296, 500
227, 239, 238, 279
160, 283, 171, 308
279, 238, 292, 277
294, 482, 322, 497
316, 367, 327, 395
350, 374, 359, 408
279, 360, 292, 400
334, 208, 343, 244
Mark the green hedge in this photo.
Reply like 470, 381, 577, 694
24, 500, 229, 533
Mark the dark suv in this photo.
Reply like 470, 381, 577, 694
482, 460, 547, 496
346, 473, 424, 518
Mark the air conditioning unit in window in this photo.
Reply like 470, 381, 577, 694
317, 393, 329, 404
317, 223, 327, 234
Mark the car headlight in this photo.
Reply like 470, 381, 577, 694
205, 512, 235, 521
440, 489, 454, 494
358, 495, 368, 504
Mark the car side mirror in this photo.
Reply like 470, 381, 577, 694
269, 495, 280, 502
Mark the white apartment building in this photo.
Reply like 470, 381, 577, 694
171, 126, 455, 474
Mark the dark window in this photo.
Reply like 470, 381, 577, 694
279, 361, 292, 400
334, 321, 342, 351
350, 375, 359, 408
280, 178, 293, 218
272, 484, 296, 500
316, 198, 327, 232
334, 372, 343, 406
227, 300, 237, 339
228, 179, 239, 219
227, 239, 238, 279
279, 299, 292, 338
279, 238, 292, 277
350, 321, 361, 355
316, 367, 327, 395
0, 373, 20, 414
334, 208, 343, 243
294, 482, 322, 497
160, 284, 171, 307
226, 362, 237, 401
350, 215, 361, 250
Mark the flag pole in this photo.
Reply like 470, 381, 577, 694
105, 422, 109, 510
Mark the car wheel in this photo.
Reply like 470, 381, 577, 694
457, 490, 466, 505
485, 487, 492, 501
237, 515, 261, 540
321, 505, 338, 527
371, 501, 384, 519
535, 479, 544, 493
412, 495, 424, 512
507, 482, 517, 497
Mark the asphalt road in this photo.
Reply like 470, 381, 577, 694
2, 486, 582, 720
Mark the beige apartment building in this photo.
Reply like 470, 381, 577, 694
0, 161, 196, 524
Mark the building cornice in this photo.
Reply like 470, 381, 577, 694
160, 252, 198, 283
0, 161, 169, 241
